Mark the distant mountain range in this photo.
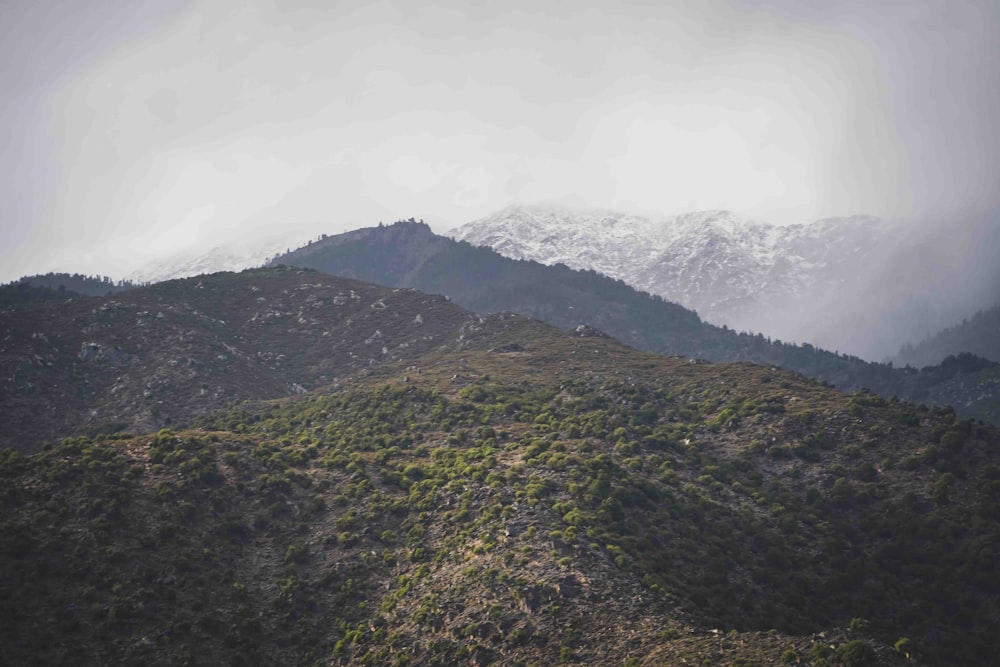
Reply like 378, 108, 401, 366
270, 220, 1000, 424
77, 202, 998, 366
449, 204, 1000, 361
8, 218, 998, 427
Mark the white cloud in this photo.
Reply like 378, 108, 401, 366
1, 0, 998, 281
386, 155, 456, 194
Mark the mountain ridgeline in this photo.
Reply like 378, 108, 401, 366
2, 265, 1000, 664
448, 204, 1000, 363
10, 272, 142, 295
270, 220, 1000, 424
0, 272, 143, 308
893, 303, 1000, 368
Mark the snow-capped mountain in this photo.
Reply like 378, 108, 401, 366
448, 204, 921, 359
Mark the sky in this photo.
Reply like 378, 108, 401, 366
2, 0, 999, 282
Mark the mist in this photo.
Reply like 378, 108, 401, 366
2, 0, 999, 299
776, 204, 1000, 360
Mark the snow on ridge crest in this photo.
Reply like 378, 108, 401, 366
448, 203, 890, 351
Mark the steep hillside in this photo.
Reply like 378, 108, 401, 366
894, 305, 1000, 367
0, 266, 481, 453
2, 315, 998, 665
271, 221, 1000, 424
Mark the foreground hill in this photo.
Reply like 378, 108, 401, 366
271, 220, 1000, 424
3, 303, 998, 664
0, 267, 483, 453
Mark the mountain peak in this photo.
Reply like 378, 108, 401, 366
449, 204, 911, 358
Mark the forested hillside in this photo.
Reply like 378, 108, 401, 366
895, 305, 1000, 367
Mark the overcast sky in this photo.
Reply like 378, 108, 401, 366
2, 0, 999, 282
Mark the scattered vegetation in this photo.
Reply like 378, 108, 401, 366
2, 311, 998, 664
2, 265, 998, 665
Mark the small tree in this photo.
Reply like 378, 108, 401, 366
834, 639, 877, 666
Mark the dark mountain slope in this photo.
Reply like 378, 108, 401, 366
2, 314, 998, 665
0, 271, 139, 308
9, 272, 141, 296
0, 266, 484, 453
274, 221, 712, 349
271, 221, 1000, 423
0, 280, 78, 308
894, 304, 1000, 367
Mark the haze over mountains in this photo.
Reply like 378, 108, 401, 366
892, 304, 1000, 369
47, 198, 992, 369
126, 232, 319, 285
449, 205, 1000, 363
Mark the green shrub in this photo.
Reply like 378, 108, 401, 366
833, 640, 876, 666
